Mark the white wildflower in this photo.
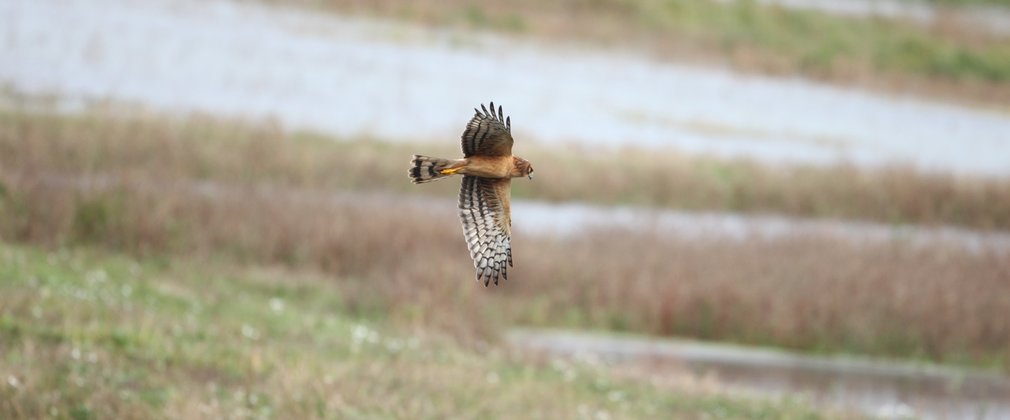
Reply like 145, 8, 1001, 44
85, 269, 107, 285
486, 371, 500, 385
350, 324, 381, 354
241, 324, 259, 340
269, 298, 284, 313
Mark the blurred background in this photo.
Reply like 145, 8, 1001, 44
2, 0, 1010, 418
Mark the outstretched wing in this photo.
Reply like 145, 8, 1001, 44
458, 176, 513, 286
460, 102, 513, 157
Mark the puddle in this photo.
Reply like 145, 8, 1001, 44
508, 329, 1010, 419
3, 0, 1010, 175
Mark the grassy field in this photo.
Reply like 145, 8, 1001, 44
4, 108, 1009, 230
0, 242, 838, 419
2, 108, 1008, 370
264, 0, 1010, 105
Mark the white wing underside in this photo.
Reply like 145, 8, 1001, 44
458, 175, 512, 286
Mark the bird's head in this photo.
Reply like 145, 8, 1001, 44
513, 157, 534, 180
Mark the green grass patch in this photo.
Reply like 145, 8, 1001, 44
0, 242, 831, 418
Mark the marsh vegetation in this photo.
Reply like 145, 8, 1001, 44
3, 109, 1007, 371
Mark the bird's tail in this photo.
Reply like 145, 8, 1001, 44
409, 155, 457, 184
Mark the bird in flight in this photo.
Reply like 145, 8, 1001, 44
409, 102, 534, 286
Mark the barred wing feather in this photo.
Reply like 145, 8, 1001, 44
460, 102, 513, 157
458, 175, 513, 286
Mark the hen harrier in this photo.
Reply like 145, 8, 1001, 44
409, 102, 534, 286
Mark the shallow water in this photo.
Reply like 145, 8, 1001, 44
511, 200, 1010, 253
508, 329, 1010, 419
3, 0, 1010, 175
35, 172, 1010, 253
280, 187, 1010, 253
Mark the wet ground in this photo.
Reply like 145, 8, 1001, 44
508, 329, 1010, 419
4, 0, 1010, 175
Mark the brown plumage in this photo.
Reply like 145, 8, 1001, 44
409, 102, 534, 286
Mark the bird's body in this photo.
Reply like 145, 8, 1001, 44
409, 102, 534, 286
433, 156, 530, 178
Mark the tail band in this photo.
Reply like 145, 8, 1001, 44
409, 155, 455, 184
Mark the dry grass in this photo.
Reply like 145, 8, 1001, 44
3, 108, 1009, 230
2, 166, 1008, 369
263, 0, 1010, 106
517, 230, 1010, 367
2, 108, 1008, 369
7, 173, 1010, 368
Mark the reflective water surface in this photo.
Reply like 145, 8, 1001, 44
512, 200, 1010, 253
509, 329, 1010, 419
4, 0, 1010, 175
41, 173, 1010, 253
